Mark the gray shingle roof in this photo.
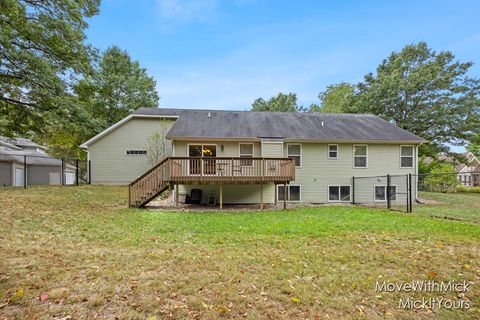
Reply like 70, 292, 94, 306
134, 108, 425, 142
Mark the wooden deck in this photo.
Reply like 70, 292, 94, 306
128, 157, 295, 208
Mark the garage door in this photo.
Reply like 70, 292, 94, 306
65, 171, 75, 185
49, 172, 61, 185
15, 168, 24, 187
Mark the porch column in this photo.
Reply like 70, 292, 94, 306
260, 183, 264, 210
168, 183, 172, 205
219, 184, 223, 210
283, 182, 287, 209
175, 183, 179, 208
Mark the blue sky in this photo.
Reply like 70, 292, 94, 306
86, 0, 480, 110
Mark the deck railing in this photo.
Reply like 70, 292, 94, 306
168, 157, 295, 183
128, 156, 295, 207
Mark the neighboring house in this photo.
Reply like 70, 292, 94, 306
424, 152, 480, 186
455, 153, 480, 186
81, 108, 425, 207
0, 136, 75, 187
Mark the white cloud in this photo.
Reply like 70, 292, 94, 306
156, 0, 218, 24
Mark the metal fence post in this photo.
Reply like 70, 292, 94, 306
386, 174, 391, 209
23, 155, 27, 189
61, 157, 65, 186
88, 160, 92, 184
408, 173, 413, 213
352, 176, 355, 204
75, 159, 79, 186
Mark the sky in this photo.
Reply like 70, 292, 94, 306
85, 0, 480, 110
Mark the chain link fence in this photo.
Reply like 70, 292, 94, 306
353, 172, 480, 223
0, 153, 91, 188
414, 172, 480, 223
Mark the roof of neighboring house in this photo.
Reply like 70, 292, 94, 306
0, 136, 45, 149
0, 148, 67, 166
0, 136, 75, 168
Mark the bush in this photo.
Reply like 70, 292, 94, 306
422, 163, 460, 193
456, 185, 480, 193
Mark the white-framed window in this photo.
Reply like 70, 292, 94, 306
353, 145, 367, 168
277, 185, 301, 202
374, 185, 397, 202
239, 143, 254, 166
400, 145, 414, 168
328, 186, 351, 202
125, 149, 147, 155
328, 144, 338, 159
287, 144, 302, 167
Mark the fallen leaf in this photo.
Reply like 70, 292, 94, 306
290, 296, 301, 303
15, 288, 24, 298
39, 292, 48, 301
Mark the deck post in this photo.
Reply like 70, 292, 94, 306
274, 183, 277, 206
260, 183, 264, 209
283, 182, 287, 209
175, 183, 179, 208
219, 183, 223, 210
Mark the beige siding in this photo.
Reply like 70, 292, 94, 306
261, 141, 284, 157
89, 118, 175, 184
178, 183, 275, 204
284, 143, 417, 203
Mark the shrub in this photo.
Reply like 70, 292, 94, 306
422, 163, 460, 193
456, 185, 480, 193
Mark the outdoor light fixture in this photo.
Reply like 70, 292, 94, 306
221, 145, 224, 151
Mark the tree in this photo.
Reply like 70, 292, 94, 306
75, 46, 159, 127
0, 0, 100, 137
146, 124, 172, 166
467, 135, 480, 156
313, 82, 355, 113
251, 92, 305, 112
352, 42, 480, 155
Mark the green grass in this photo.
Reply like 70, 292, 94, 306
0, 186, 479, 319
415, 191, 480, 223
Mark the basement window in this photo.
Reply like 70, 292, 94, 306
125, 150, 147, 155
374, 186, 397, 202
277, 185, 301, 202
328, 186, 351, 202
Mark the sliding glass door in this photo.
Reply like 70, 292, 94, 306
188, 144, 217, 175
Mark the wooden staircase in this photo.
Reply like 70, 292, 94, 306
128, 157, 172, 208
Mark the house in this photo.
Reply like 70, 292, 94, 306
423, 152, 480, 186
0, 136, 76, 187
80, 108, 425, 208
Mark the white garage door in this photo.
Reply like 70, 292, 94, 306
15, 168, 24, 187
65, 171, 75, 185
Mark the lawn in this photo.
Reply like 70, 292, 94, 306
415, 191, 480, 223
0, 186, 479, 319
